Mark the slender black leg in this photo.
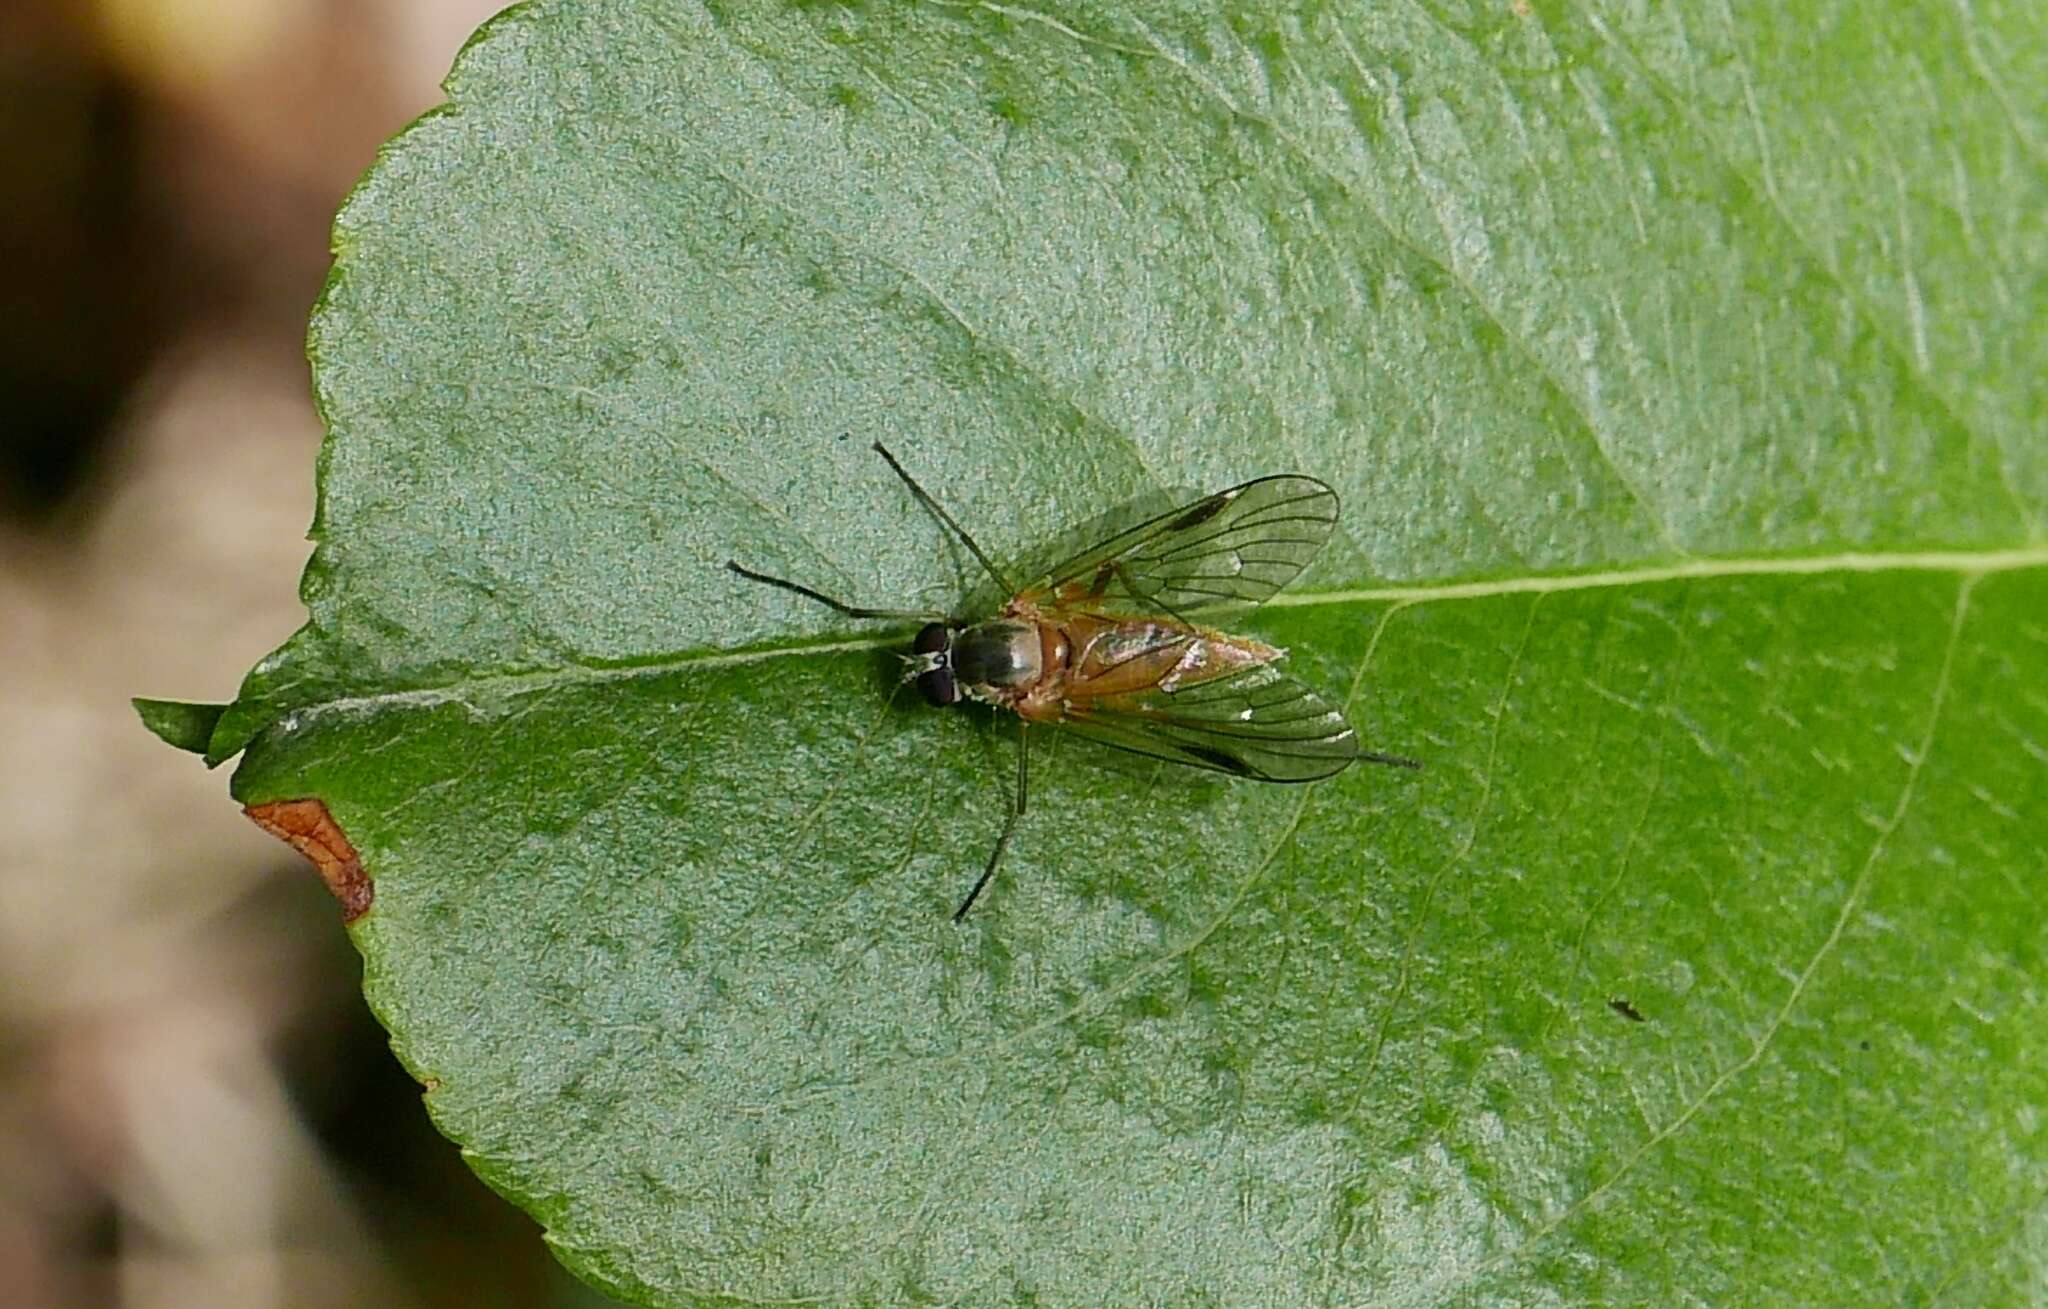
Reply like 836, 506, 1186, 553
953, 719, 1028, 921
725, 561, 947, 622
870, 442, 1016, 595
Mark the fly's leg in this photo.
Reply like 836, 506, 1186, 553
871, 442, 1016, 595
725, 561, 948, 622
953, 718, 1027, 921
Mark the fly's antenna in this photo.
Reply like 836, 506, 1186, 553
725, 561, 947, 622
870, 442, 1015, 595
893, 652, 925, 686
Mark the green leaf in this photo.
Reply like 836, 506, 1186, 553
133, 697, 229, 756
202, 0, 2048, 1303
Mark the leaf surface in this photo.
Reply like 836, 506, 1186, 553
208, 1, 2048, 1303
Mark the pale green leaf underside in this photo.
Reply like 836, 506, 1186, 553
217, 0, 2046, 1304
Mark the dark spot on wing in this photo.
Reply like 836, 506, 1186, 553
1087, 560, 1115, 599
1165, 492, 1232, 531
1184, 744, 1257, 776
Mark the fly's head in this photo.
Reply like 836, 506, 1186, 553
903, 621, 959, 706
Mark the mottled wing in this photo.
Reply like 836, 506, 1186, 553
1059, 661, 1361, 782
1030, 476, 1338, 623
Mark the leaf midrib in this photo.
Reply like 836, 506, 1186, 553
258, 544, 2047, 735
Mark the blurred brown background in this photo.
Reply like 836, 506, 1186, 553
2, 2, 623, 1305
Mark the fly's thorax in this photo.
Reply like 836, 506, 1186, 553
951, 619, 1043, 690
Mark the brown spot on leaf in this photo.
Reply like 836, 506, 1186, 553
245, 798, 372, 922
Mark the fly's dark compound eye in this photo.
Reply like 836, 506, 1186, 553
910, 623, 956, 705
916, 666, 959, 706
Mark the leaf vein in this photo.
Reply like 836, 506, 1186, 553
1347, 594, 1539, 1112
1582, 11, 2045, 543
1425, 571, 1977, 1297
246, 549, 2044, 745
